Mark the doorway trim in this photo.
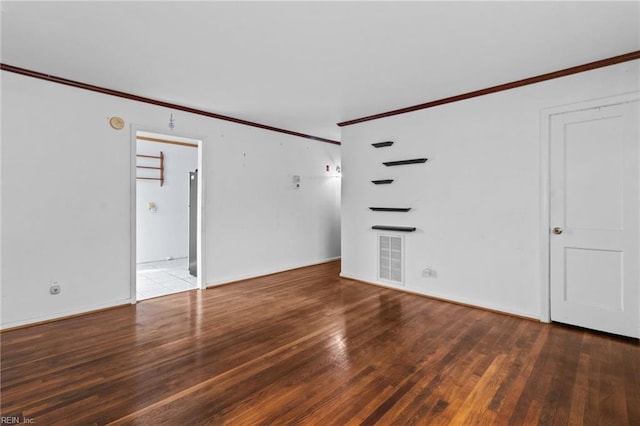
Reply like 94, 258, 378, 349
538, 91, 640, 322
129, 124, 207, 303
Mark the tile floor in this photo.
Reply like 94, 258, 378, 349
136, 257, 198, 300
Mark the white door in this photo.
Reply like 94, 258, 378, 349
550, 100, 639, 338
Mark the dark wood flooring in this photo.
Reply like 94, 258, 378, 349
1, 261, 639, 425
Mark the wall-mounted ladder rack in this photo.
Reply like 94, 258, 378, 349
136, 152, 164, 186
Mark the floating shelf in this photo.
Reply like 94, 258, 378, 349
383, 158, 428, 166
372, 225, 416, 232
369, 207, 411, 212
371, 141, 394, 148
371, 179, 394, 185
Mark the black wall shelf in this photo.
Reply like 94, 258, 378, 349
372, 141, 394, 148
371, 179, 394, 185
369, 207, 411, 212
383, 158, 428, 166
372, 225, 416, 232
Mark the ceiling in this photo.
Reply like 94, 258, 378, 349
2, 1, 639, 142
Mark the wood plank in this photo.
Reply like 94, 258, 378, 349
137, 135, 198, 148
1, 261, 639, 424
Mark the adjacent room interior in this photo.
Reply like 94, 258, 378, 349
135, 131, 200, 300
1, 1, 639, 424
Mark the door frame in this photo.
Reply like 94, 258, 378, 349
129, 124, 207, 303
538, 91, 640, 323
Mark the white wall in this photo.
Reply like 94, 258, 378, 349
207, 128, 342, 284
136, 136, 198, 263
1, 71, 341, 328
341, 60, 640, 319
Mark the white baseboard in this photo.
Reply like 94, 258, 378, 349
207, 257, 341, 288
1, 298, 133, 330
339, 273, 538, 321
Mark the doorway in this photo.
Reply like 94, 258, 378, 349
541, 94, 639, 338
132, 130, 203, 301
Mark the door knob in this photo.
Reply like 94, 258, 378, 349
553, 227, 563, 235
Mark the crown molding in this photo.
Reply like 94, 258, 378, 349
337, 51, 640, 127
0, 63, 341, 145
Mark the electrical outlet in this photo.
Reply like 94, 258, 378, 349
422, 268, 437, 278
50, 280, 61, 295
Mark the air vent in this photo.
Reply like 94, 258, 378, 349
378, 234, 403, 284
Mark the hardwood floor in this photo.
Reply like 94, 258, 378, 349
1, 260, 639, 425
